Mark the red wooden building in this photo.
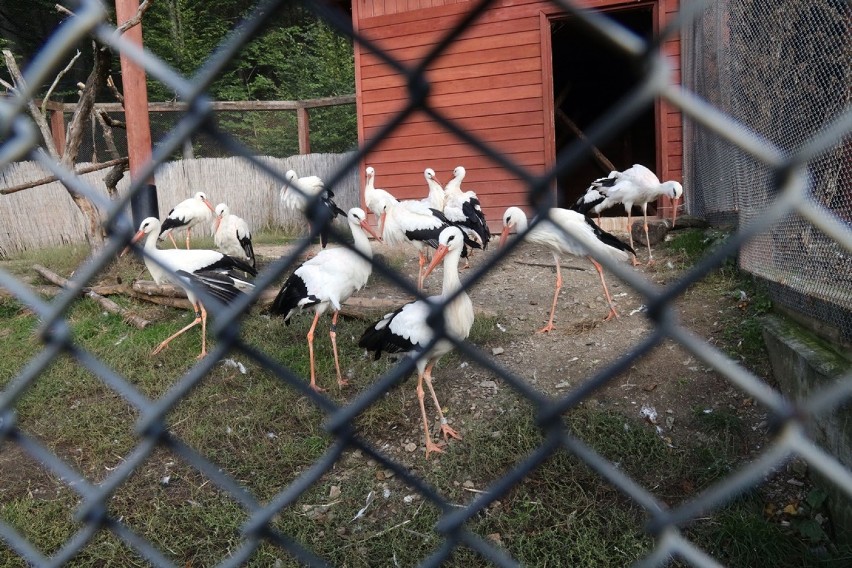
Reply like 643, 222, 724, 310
351, 0, 683, 229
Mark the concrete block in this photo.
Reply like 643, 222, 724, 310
762, 313, 852, 544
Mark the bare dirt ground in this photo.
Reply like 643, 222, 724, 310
266, 229, 771, 445
256, 227, 775, 468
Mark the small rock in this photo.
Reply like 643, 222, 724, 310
555, 381, 571, 389
480, 380, 497, 389
405, 442, 417, 452
487, 533, 503, 546
632, 219, 670, 246
463, 480, 475, 489
491, 347, 504, 356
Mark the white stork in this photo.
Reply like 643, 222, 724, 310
422, 168, 446, 211
159, 191, 216, 249
280, 169, 346, 248
213, 203, 255, 269
573, 164, 683, 265
127, 217, 256, 359
269, 208, 381, 392
363, 165, 397, 236
359, 226, 474, 458
381, 193, 481, 290
499, 206, 634, 332
443, 165, 491, 252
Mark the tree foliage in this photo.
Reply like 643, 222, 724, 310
140, 1, 356, 155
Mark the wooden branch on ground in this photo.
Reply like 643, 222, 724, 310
514, 260, 587, 272
32, 264, 149, 328
0, 158, 129, 195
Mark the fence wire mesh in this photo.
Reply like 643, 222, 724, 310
683, 0, 852, 342
1, 0, 851, 566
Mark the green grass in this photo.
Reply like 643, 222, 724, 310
2, 239, 850, 567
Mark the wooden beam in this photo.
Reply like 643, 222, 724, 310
297, 107, 310, 154
51, 95, 357, 114
0, 158, 129, 195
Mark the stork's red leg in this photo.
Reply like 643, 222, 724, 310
588, 257, 618, 321
537, 253, 562, 333
168, 232, 179, 249
417, 250, 426, 290
185, 228, 191, 250
417, 367, 444, 457
627, 209, 641, 266
306, 310, 325, 392
643, 206, 654, 265
423, 363, 461, 442
329, 311, 348, 388
152, 304, 202, 356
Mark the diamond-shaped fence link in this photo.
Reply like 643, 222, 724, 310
1, 0, 851, 566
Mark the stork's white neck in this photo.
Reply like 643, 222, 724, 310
350, 222, 374, 259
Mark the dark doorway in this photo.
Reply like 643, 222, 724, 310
551, 7, 656, 210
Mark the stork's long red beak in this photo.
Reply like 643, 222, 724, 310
422, 244, 449, 279
498, 225, 512, 248
360, 219, 382, 243
214, 216, 222, 234
378, 211, 387, 237
203, 199, 215, 213
121, 229, 146, 257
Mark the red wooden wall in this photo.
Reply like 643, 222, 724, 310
353, 0, 683, 227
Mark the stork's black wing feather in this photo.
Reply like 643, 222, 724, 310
583, 215, 635, 255
358, 307, 415, 360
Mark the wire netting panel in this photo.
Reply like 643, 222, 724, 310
1, 0, 851, 566
683, 0, 852, 341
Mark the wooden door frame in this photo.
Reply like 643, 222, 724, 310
540, 1, 666, 186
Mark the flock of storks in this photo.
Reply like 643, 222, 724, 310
124, 164, 682, 457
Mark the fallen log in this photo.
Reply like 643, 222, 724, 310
32, 264, 150, 329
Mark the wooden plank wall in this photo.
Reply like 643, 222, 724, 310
354, 0, 684, 228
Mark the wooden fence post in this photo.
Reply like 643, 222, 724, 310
297, 106, 310, 154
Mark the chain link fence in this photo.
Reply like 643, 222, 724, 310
1, 0, 851, 566
683, 0, 852, 343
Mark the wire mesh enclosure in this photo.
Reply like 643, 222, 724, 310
683, 0, 852, 342
1, 0, 851, 566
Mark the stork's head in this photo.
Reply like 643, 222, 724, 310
194, 191, 215, 213
499, 206, 528, 247
453, 165, 466, 179
215, 203, 229, 218
122, 217, 160, 256
664, 181, 684, 227
285, 170, 298, 182
347, 207, 382, 242
423, 226, 465, 279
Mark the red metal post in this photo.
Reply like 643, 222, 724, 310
49, 109, 66, 157
115, 0, 158, 225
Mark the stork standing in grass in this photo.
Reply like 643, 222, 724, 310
270, 208, 381, 392
573, 164, 683, 265
159, 191, 216, 249
280, 169, 346, 248
126, 217, 256, 359
359, 226, 473, 458
213, 203, 255, 269
500, 206, 634, 332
